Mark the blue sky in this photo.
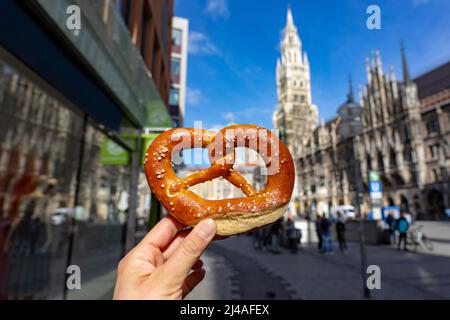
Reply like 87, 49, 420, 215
174, 0, 450, 130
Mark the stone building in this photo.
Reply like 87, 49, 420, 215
169, 16, 189, 127
272, 8, 318, 198
414, 61, 450, 219
296, 48, 449, 220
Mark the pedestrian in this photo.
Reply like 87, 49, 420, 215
252, 229, 263, 250
262, 225, 271, 251
395, 211, 410, 251
286, 217, 298, 254
385, 212, 396, 246
320, 214, 334, 254
410, 208, 418, 225
335, 211, 347, 253
270, 218, 283, 254
315, 213, 323, 252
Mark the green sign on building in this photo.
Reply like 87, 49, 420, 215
369, 170, 380, 182
100, 132, 161, 166
100, 138, 130, 165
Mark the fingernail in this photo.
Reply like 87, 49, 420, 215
195, 219, 216, 240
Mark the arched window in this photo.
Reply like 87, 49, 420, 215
404, 145, 412, 163
366, 154, 372, 170
378, 150, 384, 170
390, 147, 397, 168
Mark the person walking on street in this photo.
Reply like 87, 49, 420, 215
286, 217, 299, 254
315, 213, 323, 252
320, 214, 334, 254
270, 218, 283, 254
336, 211, 347, 253
386, 212, 396, 246
396, 212, 410, 251
262, 225, 271, 251
252, 229, 263, 250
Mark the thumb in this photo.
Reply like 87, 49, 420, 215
162, 219, 216, 281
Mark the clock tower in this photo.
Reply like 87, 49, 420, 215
273, 7, 318, 160
273, 7, 318, 204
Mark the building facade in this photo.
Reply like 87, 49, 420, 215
414, 61, 450, 219
169, 16, 189, 127
0, 0, 173, 299
296, 48, 450, 220
272, 8, 318, 199
119, 0, 174, 106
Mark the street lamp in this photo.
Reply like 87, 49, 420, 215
337, 78, 371, 299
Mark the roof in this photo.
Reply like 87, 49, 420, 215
414, 61, 450, 100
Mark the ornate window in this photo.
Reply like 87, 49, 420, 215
378, 150, 384, 170
390, 147, 397, 168
366, 154, 372, 171
426, 118, 440, 135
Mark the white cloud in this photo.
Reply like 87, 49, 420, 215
186, 87, 204, 105
204, 0, 230, 19
188, 31, 221, 56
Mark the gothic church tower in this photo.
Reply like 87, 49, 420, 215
273, 7, 318, 160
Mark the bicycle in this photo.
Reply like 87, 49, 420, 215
406, 225, 434, 252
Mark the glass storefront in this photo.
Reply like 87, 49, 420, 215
0, 58, 132, 299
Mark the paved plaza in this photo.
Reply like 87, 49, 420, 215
188, 221, 450, 300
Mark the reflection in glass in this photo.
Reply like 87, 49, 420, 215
0, 59, 131, 300
169, 87, 180, 106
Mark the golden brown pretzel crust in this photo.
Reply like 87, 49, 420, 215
144, 124, 295, 235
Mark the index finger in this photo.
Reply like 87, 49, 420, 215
162, 230, 228, 259
161, 219, 216, 281
137, 215, 187, 251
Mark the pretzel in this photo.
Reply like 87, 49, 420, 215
144, 124, 295, 236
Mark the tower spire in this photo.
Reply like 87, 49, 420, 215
348, 76, 355, 102
303, 51, 309, 65
376, 49, 383, 73
401, 42, 411, 84
287, 6, 295, 28
365, 57, 372, 83
284, 5, 298, 34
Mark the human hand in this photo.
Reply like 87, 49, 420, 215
113, 216, 217, 300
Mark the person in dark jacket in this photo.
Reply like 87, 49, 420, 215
335, 211, 347, 253
385, 213, 396, 246
320, 214, 334, 253
286, 217, 299, 254
396, 212, 410, 251
270, 218, 283, 254
315, 213, 323, 252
